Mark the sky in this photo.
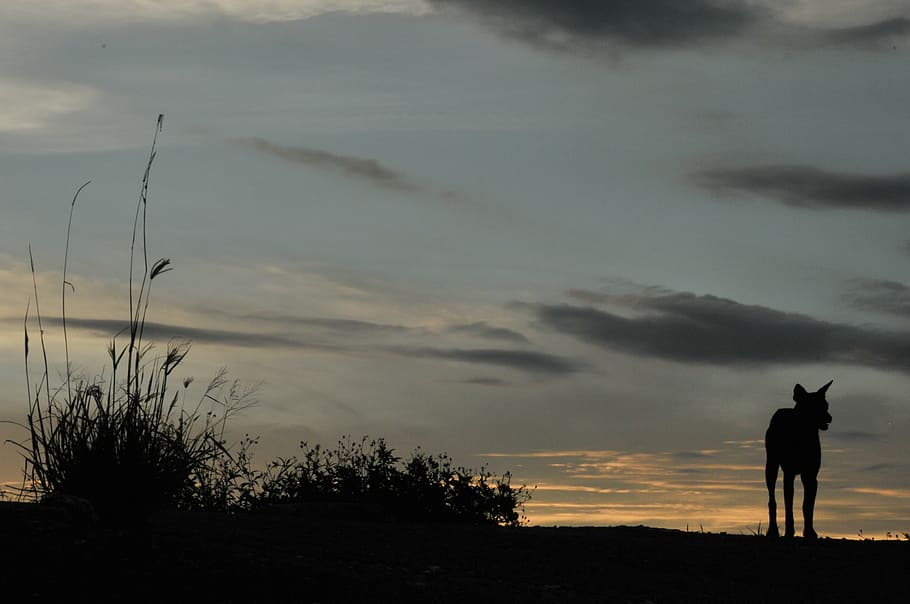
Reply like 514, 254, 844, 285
1, 0, 909, 538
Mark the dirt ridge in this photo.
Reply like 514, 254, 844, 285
2, 503, 907, 602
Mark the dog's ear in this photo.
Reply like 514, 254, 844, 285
818, 380, 833, 395
793, 384, 808, 402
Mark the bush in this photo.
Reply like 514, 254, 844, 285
180, 430, 261, 513
254, 436, 531, 527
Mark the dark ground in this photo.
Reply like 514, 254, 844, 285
1, 501, 907, 603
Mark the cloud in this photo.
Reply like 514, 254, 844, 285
212, 310, 531, 343
820, 16, 910, 49
830, 430, 886, 442
535, 289, 910, 372
0, 78, 98, 132
234, 137, 471, 204
235, 137, 420, 194
695, 165, 910, 211
862, 462, 909, 473
447, 321, 529, 343
389, 346, 582, 375
38, 316, 333, 350
461, 376, 507, 386
1, 1, 426, 27
30, 314, 577, 377
428, 0, 761, 50
671, 450, 714, 460
429, 1, 910, 54
843, 279, 910, 317
237, 312, 414, 335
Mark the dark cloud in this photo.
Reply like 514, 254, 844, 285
672, 467, 707, 475
196, 307, 421, 337
430, 1, 909, 54
390, 346, 582, 375
844, 279, 910, 317
240, 313, 413, 335
235, 137, 419, 194
696, 165, 910, 211
535, 290, 910, 372
671, 450, 712, 460
821, 17, 910, 49
428, 0, 760, 50
566, 289, 614, 305
219, 311, 532, 343
223, 310, 526, 342
461, 376, 507, 386
35, 315, 575, 377
862, 462, 908, 472
447, 321, 529, 343
40, 316, 330, 350
567, 285, 671, 305
831, 430, 886, 442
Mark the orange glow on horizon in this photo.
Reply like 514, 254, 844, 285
488, 442, 910, 540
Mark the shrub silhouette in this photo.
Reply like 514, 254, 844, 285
182, 432, 262, 512
254, 436, 531, 526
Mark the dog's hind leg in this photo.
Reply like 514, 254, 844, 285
765, 459, 779, 537
801, 474, 818, 539
783, 470, 796, 537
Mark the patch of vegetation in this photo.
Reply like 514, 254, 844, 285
253, 436, 531, 527
6, 116, 530, 528
10, 116, 254, 522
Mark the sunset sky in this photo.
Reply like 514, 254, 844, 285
2, 1, 910, 538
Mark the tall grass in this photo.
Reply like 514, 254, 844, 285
11, 116, 253, 521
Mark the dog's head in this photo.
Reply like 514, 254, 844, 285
793, 380, 833, 430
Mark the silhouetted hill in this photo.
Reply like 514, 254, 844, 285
1, 502, 907, 602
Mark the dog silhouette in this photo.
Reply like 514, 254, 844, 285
765, 381, 833, 538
